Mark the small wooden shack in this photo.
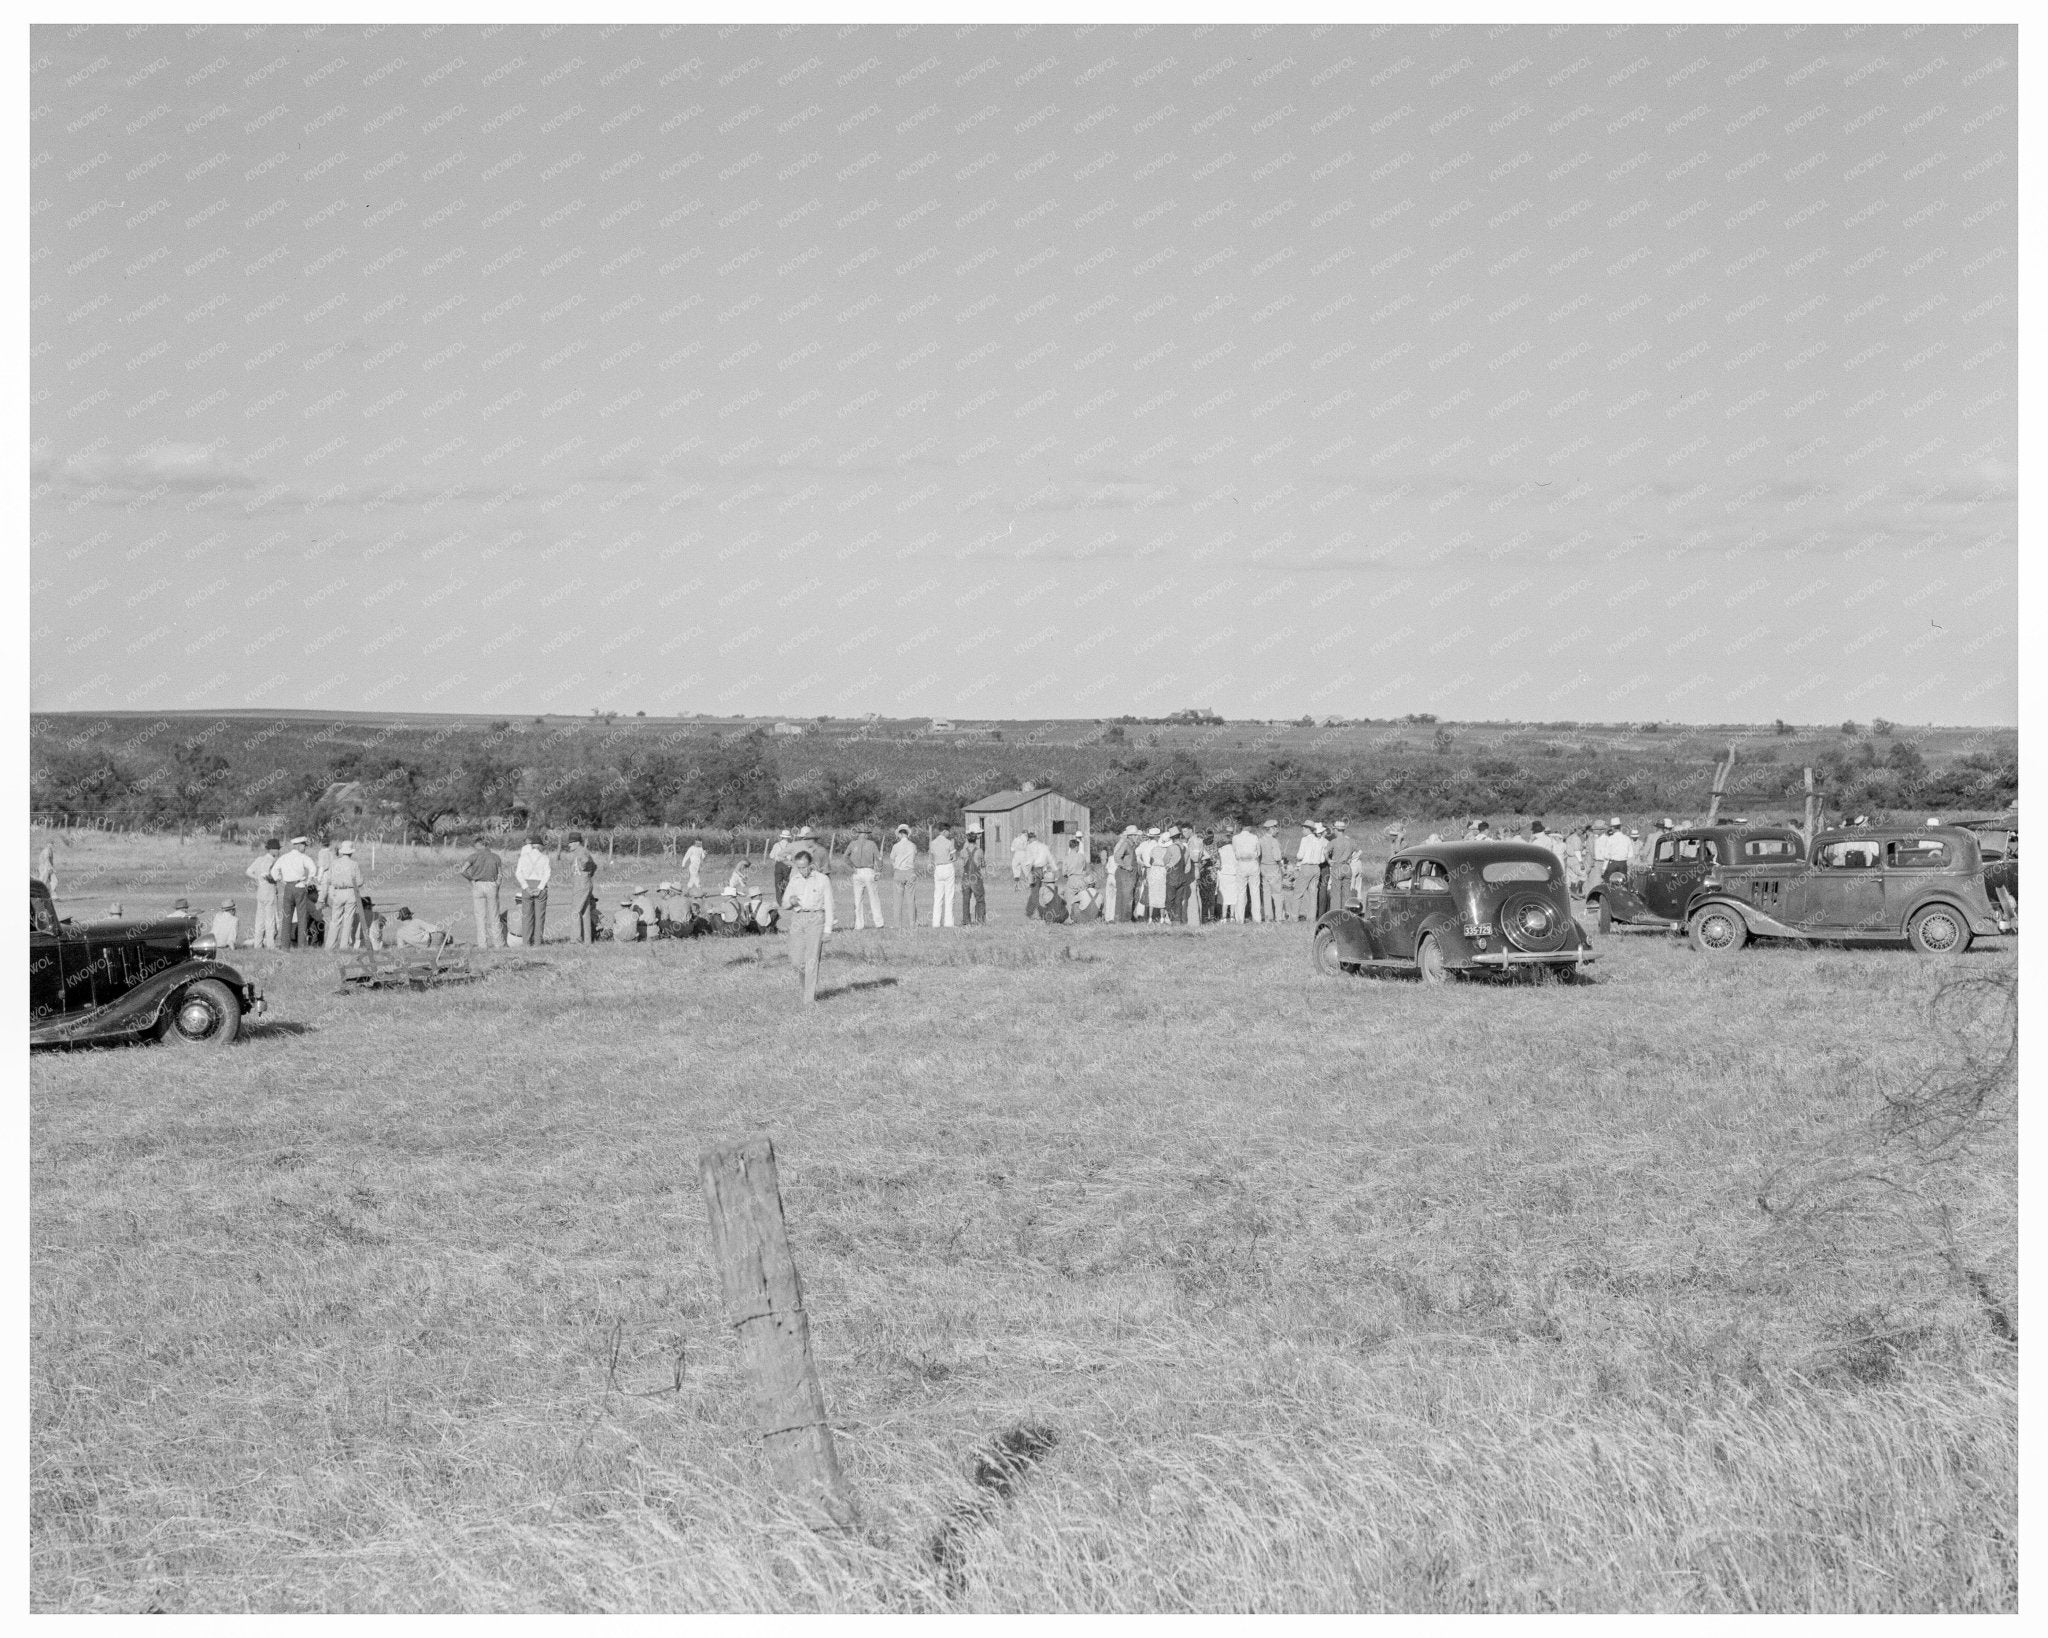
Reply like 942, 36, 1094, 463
964, 785, 1090, 858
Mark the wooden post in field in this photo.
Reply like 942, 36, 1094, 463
699, 1137, 857, 1531
1705, 743, 1736, 825
1802, 767, 1819, 844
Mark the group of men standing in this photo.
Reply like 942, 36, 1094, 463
1096, 819, 1363, 925
772, 822, 991, 930
241, 834, 363, 949
459, 833, 604, 948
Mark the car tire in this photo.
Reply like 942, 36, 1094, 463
1416, 932, 1449, 985
1687, 904, 1747, 955
156, 978, 243, 1048
1907, 904, 1971, 957
1311, 925, 1348, 976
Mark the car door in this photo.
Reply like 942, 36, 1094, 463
1366, 858, 1413, 958
1803, 838, 1887, 932
1408, 859, 1455, 948
1643, 834, 1713, 920
1880, 835, 1957, 932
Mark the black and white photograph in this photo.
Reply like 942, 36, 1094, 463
27, 9, 2020, 1613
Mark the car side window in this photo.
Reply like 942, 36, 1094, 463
1742, 837, 1799, 860
30, 895, 58, 935
1653, 837, 1681, 865
1675, 837, 1712, 864
1413, 861, 1451, 893
1384, 859, 1414, 890
1816, 841, 1879, 870
1885, 839, 1952, 870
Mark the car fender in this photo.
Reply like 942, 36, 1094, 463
1315, 908, 1374, 964
1416, 910, 1477, 966
1900, 893, 2005, 937
1588, 877, 1651, 920
1686, 894, 1804, 942
29, 958, 255, 1046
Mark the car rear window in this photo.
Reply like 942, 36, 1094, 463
1481, 861, 1555, 883
1815, 840, 1881, 869
1741, 837, 1800, 859
1886, 839, 1953, 870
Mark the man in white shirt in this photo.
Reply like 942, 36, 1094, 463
889, 825, 919, 926
770, 830, 796, 905
211, 899, 239, 951
272, 836, 319, 949
1529, 819, 1569, 878
1593, 817, 1634, 885
1257, 821, 1286, 923
1296, 822, 1331, 920
682, 838, 707, 894
1231, 824, 1261, 922
780, 847, 832, 1003
1009, 830, 1029, 887
246, 839, 283, 949
516, 832, 552, 945
1215, 828, 1241, 920
1022, 830, 1055, 919
928, 823, 958, 927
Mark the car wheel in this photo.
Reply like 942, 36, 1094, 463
1907, 904, 1971, 957
1311, 925, 1348, 976
1687, 905, 1747, 955
157, 978, 242, 1048
1416, 932, 1449, 985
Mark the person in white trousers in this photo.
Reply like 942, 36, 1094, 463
1231, 824, 1262, 922
845, 828, 885, 928
928, 823, 958, 927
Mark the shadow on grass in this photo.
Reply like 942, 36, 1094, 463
818, 977, 900, 1001
244, 1018, 315, 1038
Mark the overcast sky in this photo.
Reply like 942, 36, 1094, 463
30, 21, 2016, 724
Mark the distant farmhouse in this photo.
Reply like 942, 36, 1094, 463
771, 721, 808, 737
964, 783, 1090, 858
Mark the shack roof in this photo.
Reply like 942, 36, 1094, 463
965, 788, 1078, 813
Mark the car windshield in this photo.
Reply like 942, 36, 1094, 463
1481, 860, 1555, 883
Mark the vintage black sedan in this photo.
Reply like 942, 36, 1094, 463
1586, 824, 1807, 933
30, 878, 264, 1048
1685, 826, 2012, 956
1312, 841, 1595, 983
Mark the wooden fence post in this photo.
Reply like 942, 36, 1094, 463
698, 1136, 857, 1530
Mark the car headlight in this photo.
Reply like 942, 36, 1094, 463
189, 935, 217, 954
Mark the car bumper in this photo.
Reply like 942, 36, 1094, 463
1464, 949, 1597, 968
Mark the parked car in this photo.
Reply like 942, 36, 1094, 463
1684, 826, 2012, 957
1313, 841, 1596, 983
1952, 817, 2017, 912
29, 878, 264, 1048
1586, 825, 1807, 933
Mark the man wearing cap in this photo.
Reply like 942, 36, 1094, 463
516, 832, 552, 946
1592, 817, 1633, 886
211, 899, 240, 951
325, 840, 366, 949
273, 836, 319, 949
1296, 821, 1331, 920
1529, 819, 1568, 880
959, 825, 987, 925
460, 836, 505, 948
929, 822, 959, 928
780, 845, 832, 1003
565, 833, 600, 943
1230, 821, 1262, 922
1328, 820, 1357, 911
1257, 821, 1286, 923
246, 838, 284, 949
845, 827, 885, 928
890, 825, 920, 926
794, 827, 834, 931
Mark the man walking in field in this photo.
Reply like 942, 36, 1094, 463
564, 833, 600, 943
1257, 821, 1285, 923
959, 825, 987, 924
780, 846, 831, 1004
845, 827, 884, 928
461, 836, 504, 947
793, 827, 834, 932
246, 838, 283, 949
681, 837, 707, 894
516, 832, 552, 946
890, 825, 919, 926
929, 822, 959, 927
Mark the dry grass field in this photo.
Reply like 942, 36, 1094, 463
30, 832, 2017, 1612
